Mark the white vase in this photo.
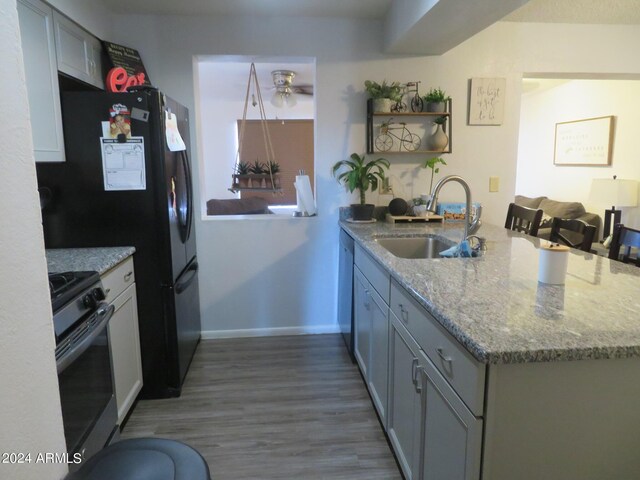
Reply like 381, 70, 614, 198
372, 98, 393, 113
428, 124, 449, 151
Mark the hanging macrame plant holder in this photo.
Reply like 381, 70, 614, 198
230, 63, 282, 194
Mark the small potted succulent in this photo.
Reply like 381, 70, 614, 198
364, 80, 403, 113
249, 159, 267, 188
265, 160, 281, 189
412, 197, 427, 217
332, 153, 389, 221
233, 161, 252, 189
423, 87, 450, 113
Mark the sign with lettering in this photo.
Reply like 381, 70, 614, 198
554, 116, 613, 166
102, 41, 151, 87
106, 67, 146, 92
468, 78, 505, 125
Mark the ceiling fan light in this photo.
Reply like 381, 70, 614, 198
284, 92, 297, 107
271, 92, 284, 108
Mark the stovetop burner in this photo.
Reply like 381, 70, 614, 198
49, 271, 100, 312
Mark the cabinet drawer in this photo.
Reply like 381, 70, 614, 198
390, 278, 485, 416
102, 257, 135, 302
355, 245, 390, 304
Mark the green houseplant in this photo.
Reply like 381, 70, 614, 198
265, 160, 281, 188
422, 157, 447, 194
249, 159, 266, 188
333, 153, 390, 221
423, 87, 450, 113
233, 161, 252, 189
364, 80, 403, 113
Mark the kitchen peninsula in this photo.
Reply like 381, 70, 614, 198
340, 219, 640, 480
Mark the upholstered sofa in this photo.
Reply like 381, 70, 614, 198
206, 198, 272, 216
514, 195, 601, 240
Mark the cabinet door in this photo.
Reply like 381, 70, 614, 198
367, 285, 389, 426
418, 350, 482, 480
353, 266, 370, 380
108, 283, 143, 424
53, 11, 103, 89
387, 313, 422, 480
17, 0, 65, 163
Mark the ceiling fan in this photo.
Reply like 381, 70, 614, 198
270, 70, 313, 107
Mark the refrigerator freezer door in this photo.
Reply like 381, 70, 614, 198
168, 257, 201, 386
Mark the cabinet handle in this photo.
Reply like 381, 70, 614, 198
124, 271, 133, 282
399, 303, 409, 323
364, 289, 370, 310
436, 347, 453, 364
411, 358, 422, 393
104, 288, 111, 296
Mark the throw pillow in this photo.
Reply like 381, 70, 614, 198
514, 195, 546, 209
539, 199, 586, 219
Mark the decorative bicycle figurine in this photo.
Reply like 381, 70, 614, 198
391, 81, 424, 113
375, 118, 422, 152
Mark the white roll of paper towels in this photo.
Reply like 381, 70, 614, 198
294, 175, 317, 216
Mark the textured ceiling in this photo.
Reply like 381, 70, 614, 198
504, 0, 640, 24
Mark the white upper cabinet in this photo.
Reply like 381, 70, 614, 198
53, 11, 104, 89
17, 0, 65, 163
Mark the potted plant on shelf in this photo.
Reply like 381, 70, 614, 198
249, 159, 266, 188
364, 80, 403, 113
265, 160, 281, 189
427, 116, 449, 151
422, 157, 447, 199
423, 87, 450, 113
333, 153, 389, 221
233, 161, 252, 189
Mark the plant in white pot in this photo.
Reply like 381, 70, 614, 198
333, 153, 390, 221
423, 87, 450, 113
364, 80, 403, 113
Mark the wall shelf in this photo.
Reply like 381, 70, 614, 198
366, 98, 452, 154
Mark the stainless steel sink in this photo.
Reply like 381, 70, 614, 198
375, 236, 455, 259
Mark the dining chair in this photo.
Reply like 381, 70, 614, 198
549, 217, 596, 252
504, 203, 543, 236
608, 223, 640, 266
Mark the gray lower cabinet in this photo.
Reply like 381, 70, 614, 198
387, 312, 422, 480
17, 0, 65, 163
417, 348, 482, 480
353, 265, 389, 425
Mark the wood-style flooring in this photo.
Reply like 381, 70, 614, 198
122, 334, 402, 479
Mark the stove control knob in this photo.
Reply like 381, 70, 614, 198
83, 288, 106, 309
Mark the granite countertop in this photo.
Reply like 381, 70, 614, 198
340, 219, 640, 365
46, 247, 136, 275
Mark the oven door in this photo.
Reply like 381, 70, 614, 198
56, 302, 118, 462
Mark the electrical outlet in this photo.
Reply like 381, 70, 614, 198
489, 176, 500, 192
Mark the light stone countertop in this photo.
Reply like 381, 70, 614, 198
46, 247, 135, 275
340, 220, 640, 364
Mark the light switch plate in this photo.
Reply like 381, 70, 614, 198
489, 176, 500, 192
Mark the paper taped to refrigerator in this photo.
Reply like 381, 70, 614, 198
165, 111, 186, 151
100, 137, 146, 191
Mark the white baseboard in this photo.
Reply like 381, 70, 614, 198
201, 324, 341, 340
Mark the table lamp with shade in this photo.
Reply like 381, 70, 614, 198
589, 176, 638, 241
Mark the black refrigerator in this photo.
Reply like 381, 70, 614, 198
37, 89, 201, 399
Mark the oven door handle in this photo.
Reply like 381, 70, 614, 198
56, 302, 115, 374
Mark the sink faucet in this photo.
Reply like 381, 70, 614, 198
426, 175, 482, 239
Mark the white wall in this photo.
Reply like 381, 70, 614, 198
1, 1, 67, 478
516, 78, 640, 228
112, 15, 640, 335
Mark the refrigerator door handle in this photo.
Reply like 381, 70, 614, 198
175, 261, 198, 294
181, 150, 194, 242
